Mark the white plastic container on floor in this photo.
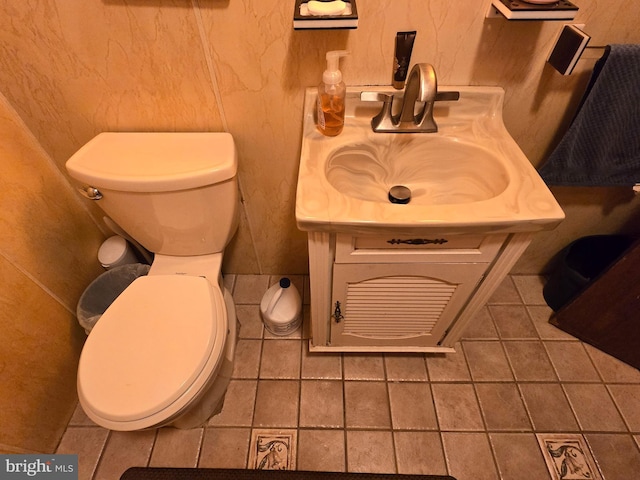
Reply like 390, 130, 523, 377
260, 278, 302, 336
98, 235, 138, 269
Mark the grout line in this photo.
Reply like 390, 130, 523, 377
381, 354, 399, 474
90, 430, 112, 480
146, 429, 159, 467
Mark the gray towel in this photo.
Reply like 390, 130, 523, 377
539, 44, 640, 186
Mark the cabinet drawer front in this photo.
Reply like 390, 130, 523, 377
335, 233, 507, 264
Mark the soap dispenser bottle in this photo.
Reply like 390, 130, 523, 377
317, 50, 349, 137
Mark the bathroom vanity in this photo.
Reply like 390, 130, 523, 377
306, 230, 532, 352
296, 86, 564, 352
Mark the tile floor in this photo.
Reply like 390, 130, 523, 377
56, 274, 640, 480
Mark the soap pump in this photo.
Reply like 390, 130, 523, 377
317, 50, 349, 137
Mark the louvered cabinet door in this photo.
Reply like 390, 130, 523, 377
329, 262, 487, 348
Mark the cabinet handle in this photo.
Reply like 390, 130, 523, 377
332, 301, 344, 323
387, 238, 448, 245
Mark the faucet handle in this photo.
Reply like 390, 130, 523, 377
435, 91, 460, 102
360, 91, 393, 103
360, 92, 397, 132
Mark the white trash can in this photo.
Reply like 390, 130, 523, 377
98, 235, 138, 269
77, 263, 150, 334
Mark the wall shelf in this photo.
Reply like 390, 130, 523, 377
293, 0, 358, 30
487, 0, 578, 21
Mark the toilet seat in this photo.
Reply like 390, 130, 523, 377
77, 274, 227, 430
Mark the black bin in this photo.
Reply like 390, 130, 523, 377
543, 235, 635, 311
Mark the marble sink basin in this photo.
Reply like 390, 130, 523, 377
326, 138, 509, 206
296, 86, 564, 235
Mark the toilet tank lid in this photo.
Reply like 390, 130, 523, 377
66, 132, 237, 192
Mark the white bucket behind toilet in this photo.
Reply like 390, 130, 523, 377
98, 235, 138, 269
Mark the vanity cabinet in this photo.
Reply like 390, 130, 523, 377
307, 230, 533, 352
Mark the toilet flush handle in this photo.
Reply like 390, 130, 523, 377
78, 185, 103, 200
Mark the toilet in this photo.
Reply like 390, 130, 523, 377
66, 132, 239, 431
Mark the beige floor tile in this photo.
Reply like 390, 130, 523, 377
343, 353, 385, 380
462, 341, 514, 382
301, 347, 342, 379
460, 307, 499, 340
432, 383, 484, 431
55, 427, 109, 480
344, 381, 391, 429
93, 430, 156, 480
426, 344, 472, 382
584, 344, 640, 383
233, 275, 270, 304
388, 382, 438, 430
198, 427, 250, 469
564, 384, 627, 432
384, 354, 428, 381
519, 383, 580, 432
475, 383, 532, 431
489, 305, 539, 339
512, 275, 547, 305
260, 339, 301, 379
253, 380, 299, 428
394, 432, 448, 475
608, 384, 640, 431
149, 428, 203, 467
442, 432, 499, 480
297, 429, 346, 472
585, 434, 640, 480
67, 403, 98, 427
503, 341, 557, 381
346, 430, 396, 473
544, 342, 602, 382
527, 305, 577, 341
222, 274, 236, 294
207, 379, 257, 427
490, 433, 551, 480
487, 276, 522, 305
236, 305, 264, 339
232, 339, 262, 379
300, 380, 344, 428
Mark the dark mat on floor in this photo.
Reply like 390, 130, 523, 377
120, 468, 456, 480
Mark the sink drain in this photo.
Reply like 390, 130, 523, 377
388, 185, 412, 204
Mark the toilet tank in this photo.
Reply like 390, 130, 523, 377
66, 132, 239, 256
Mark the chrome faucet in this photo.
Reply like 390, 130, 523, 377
361, 63, 459, 133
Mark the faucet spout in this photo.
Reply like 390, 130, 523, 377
360, 63, 459, 133
399, 64, 437, 125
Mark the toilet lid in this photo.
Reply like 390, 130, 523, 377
78, 275, 227, 424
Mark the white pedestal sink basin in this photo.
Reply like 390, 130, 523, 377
296, 86, 564, 235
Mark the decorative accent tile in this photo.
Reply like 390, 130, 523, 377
536, 434, 602, 480
248, 429, 297, 470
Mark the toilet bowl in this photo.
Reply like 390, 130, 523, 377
66, 132, 240, 430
